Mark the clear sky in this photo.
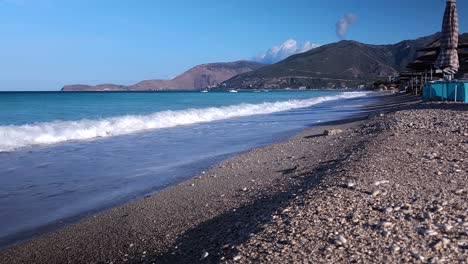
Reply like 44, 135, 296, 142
1, 0, 467, 91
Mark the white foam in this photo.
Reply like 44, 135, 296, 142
0, 92, 368, 152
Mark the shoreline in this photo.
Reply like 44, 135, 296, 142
0, 90, 374, 248
0, 93, 449, 263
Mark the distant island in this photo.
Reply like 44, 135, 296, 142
62, 32, 468, 92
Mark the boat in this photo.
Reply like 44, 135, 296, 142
228, 89, 238, 93
200, 89, 209, 93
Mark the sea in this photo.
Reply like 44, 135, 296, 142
0, 90, 374, 248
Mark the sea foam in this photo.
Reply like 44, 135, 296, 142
0, 92, 368, 152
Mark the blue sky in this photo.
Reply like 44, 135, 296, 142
1, 0, 467, 91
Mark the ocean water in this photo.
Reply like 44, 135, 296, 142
0, 90, 373, 247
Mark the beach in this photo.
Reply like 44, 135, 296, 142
0, 94, 466, 263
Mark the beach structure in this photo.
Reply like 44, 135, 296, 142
417, 0, 468, 102
435, 0, 459, 79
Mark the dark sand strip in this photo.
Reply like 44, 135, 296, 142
0, 94, 427, 264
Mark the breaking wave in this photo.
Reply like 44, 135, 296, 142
0, 92, 368, 151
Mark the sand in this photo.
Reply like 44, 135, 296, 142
0, 93, 466, 264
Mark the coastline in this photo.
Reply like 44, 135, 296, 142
2, 93, 465, 263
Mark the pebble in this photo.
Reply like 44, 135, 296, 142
373, 180, 390, 186
423, 212, 433, 220
422, 229, 438, 236
324, 129, 344, 136
384, 207, 393, 213
233, 255, 242, 261
411, 251, 425, 261
371, 190, 382, 196
390, 245, 400, 253
200, 251, 209, 259
335, 235, 348, 245
438, 224, 453, 233
379, 221, 394, 229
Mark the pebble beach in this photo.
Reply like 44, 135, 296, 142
0, 94, 466, 263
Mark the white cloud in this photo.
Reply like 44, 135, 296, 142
254, 39, 320, 64
336, 14, 358, 40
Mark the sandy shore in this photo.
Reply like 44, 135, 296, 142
0, 94, 466, 263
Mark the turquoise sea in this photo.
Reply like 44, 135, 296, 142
0, 90, 372, 247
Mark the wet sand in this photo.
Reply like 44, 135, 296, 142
2, 94, 465, 263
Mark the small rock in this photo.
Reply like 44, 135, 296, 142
200, 251, 209, 259
438, 224, 453, 233
423, 212, 433, 220
233, 255, 242, 261
433, 240, 444, 251
433, 238, 450, 250
324, 129, 344, 136
402, 204, 412, 210
373, 180, 390, 186
411, 251, 424, 261
335, 235, 347, 245
346, 182, 356, 188
371, 190, 382, 196
422, 229, 438, 236
390, 245, 400, 253
433, 205, 444, 212
442, 238, 451, 246
379, 221, 394, 229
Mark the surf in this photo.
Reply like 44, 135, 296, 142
0, 91, 368, 152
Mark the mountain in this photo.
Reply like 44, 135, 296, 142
61, 61, 265, 91
222, 33, 442, 89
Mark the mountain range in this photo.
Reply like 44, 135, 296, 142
222, 33, 444, 89
63, 32, 467, 91
61, 61, 265, 91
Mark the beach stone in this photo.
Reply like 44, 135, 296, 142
422, 229, 438, 236
373, 180, 390, 186
324, 129, 343, 136
335, 235, 347, 245
200, 251, 209, 259
390, 245, 400, 253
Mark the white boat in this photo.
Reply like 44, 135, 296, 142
228, 89, 238, 93
200, 89, 209, 93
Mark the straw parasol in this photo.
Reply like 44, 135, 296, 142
435, 0, 459, 77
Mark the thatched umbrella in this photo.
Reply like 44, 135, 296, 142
435, 0, 459, 78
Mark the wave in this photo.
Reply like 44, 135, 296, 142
0, 92, 368, 152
